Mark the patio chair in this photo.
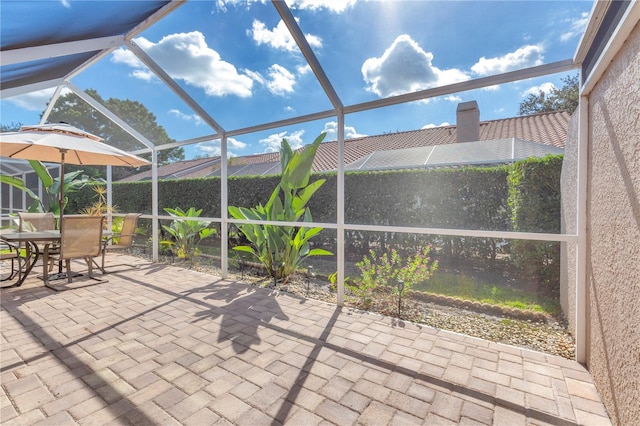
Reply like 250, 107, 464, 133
18, 212, 56, 232
43, 215, 106, 289
0, 239, 22, 285
18, 212, 60, 272
100, 213, 141, 273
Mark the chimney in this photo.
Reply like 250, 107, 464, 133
456, 101, 480, 143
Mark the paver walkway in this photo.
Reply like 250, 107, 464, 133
1, 255, 611, 425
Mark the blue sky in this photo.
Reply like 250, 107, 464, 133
1, 0, 592, 160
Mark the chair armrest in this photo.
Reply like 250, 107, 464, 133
1, 239, 20, 251
103, 233, 137, 245
0, 240, 20, 259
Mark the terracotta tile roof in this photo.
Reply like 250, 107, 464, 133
119, 110, 570, 181
311, 110, 568, 172
225, 110, 569, 173
479, 111, 569, 148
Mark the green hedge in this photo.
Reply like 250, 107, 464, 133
71, 155, 563, 284
508, 155, 563, 288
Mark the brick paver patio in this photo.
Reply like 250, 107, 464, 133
1, 255, 611, 425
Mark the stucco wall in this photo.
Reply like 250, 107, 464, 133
560, 114, 579, 335
585, 21, 640, 426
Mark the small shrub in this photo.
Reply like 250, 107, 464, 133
349, 247, 438, 306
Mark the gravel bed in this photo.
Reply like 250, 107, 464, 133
275, 276, 575, 360
141, 254, 576, 360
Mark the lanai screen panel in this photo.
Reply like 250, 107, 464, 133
128, 1, 335, 140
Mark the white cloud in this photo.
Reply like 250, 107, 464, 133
243, 69, 265, 85
4, 87, 71, 112
471, 45, 544, 76
266, 64, 296, 95
111, 48, 143, 68
296, 64, 312, 75
130, 69, 156, 81
287, 0, 356, 13
414, 94, 462, 105
523, 82, 556, 97
60, 0, 70, 8
112, 31, 253, 98
421, 122, 450, 129
195, 137, 247, 157
362, 35, 469, 98
259, 130, 305, 152
284, 106, 295, 113
230, 138, 247, 150
218, 0, 354, 14
321, 121, 367, 140
245, 64, 297, 96
561, 12, 589, 42
442, 95, 462, 103
216, 0, 265, 13
111, 48, 155, 81
250, 19, 322, 52
168, 109, 205, 126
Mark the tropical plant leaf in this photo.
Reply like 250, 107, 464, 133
0, 175, 40, 201
308, 248, 333, 256
28, 160, 54, 188
292, 179, 325, 212
279, 138, 294, 173
283, 133, 324, 190
233, 245, 258, 256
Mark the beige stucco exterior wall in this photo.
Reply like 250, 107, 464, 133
583, 20, 640, 426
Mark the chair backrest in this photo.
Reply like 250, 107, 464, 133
18, 212, 56, 232
116, 213, 141, 248
61, 215, 104, 259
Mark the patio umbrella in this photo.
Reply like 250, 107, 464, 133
0, 123, 150, 224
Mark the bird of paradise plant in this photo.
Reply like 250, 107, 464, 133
228, 133, 332, 284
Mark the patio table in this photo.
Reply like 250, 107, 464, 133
0, 230, 60, 288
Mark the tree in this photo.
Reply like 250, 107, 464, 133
46, 89, 184, 180
519, 74, 579, 116
1, 122, 22, 132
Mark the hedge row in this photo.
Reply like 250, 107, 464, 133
508, 156, 563, 287
70, 155, 563, 284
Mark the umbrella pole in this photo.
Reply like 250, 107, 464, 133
59, 149, 66, 230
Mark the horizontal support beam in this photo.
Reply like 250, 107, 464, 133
144, 59, 576, 153
345, 60, 578, 115
1, 36, 124, 66
226, 109, 337, 139
1, 78, 63, 98
145, 214, 577, 244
